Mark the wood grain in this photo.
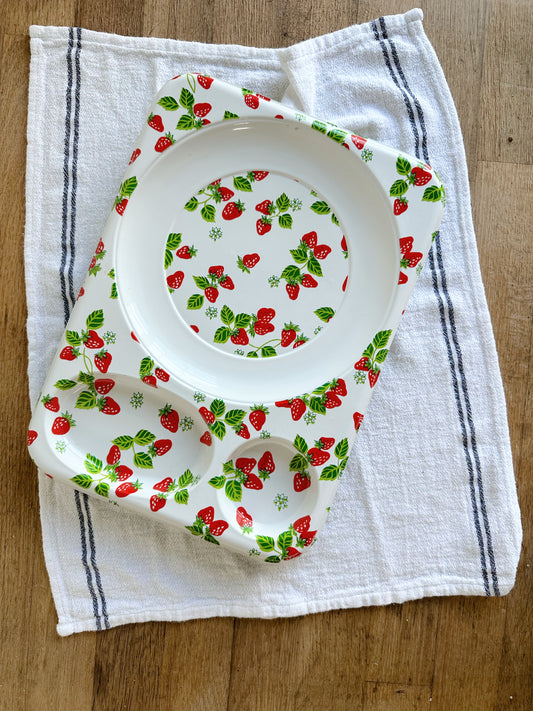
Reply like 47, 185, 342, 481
0, 1, 531, 710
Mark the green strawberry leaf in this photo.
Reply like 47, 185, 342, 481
278, 213, 293, 229
184, 197, 198, 211
256, 535, 276, 552
112, 435, 134, 450
276, 193, 290, 212
187, 293, 204, 310
261, 346, 277, 358
166, 232, 182, 249
110, 282, 118, 299
179, 87, 194, 109
312, 382, 330, 395
362, 343, 375, 359
233, 175, 252, 192
86, 309, 104, 330
178, 469, 194, 488
65, 330, 81, 346
246, 351, 258, 358
164, 248, 174, 270
422, 185, 442, 202
158, 96, 180, 111
327, 127, 347, 143
264, 555, 282, 563
193, 276, 210, 289
210, 399, 225, 418
134, 429, 155, 446
203, 533, 220, 545
185, 523, 204, 536
396, 156, 412, 175
308, 397, 326, 415
54, 379, 77, 390
94, 482, 110, 498
294, 434, 308, 454
201, 204, 216, 222
331, 213, 339, 226
176, 114, 194, 130
78, 372, 94, 385
120, 177, 138, 197
223, 110, 239, 120
139, 356, 154, 377
319, 465, 340, 481
307, 255, 323, 277
234, 312, 251, 329
214, 327, 231, 344
311, 120, 328, 134
71, 474, 93, 490
375, 348, 388, 363
84, 453, 102, 475
133, 451, 153, 469
373, 330, 392, 349
310, 200, 331, 215
281, 265, 301, 281
225, 479, 242, 502
290, 247, 308, 264
174, 489, 189, 505
223, 460, 235, 475
210, 420, 226, 440
339, 457, 349, 471
314, 307, 335, 323
334, 437, 349, 459
277, 530, 293, 552
208, 475, 225, 489
75, 391, 96, 409
290, 453, 309, 472
389, 179, 408, 197
221, 305, 234, 325
225, 409, 246, 426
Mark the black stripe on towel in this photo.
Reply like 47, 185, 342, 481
372, 17, 499, 595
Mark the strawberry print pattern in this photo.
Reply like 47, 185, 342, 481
26, 73, 444, 562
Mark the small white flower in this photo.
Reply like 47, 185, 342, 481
130, 391, 144, 408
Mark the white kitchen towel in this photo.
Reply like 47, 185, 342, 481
26, 9, 522, 636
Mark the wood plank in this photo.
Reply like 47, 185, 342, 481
3, 0, 77, 34
363, 681, 432, 711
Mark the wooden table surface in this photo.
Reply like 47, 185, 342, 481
1, 1, 531, 709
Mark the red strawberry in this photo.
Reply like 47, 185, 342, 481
94, 378, 115, 395
231, 328, 249, 346
302, 231, 318, 248
200, 431, 212, 446
131, 331, 139, 342
150, 494, 167, 512
398, 271, 408, 285
153, 439, 172, 456
236, 506, 253, 531
319, 437, 335, 450
191, 325, 199, 333
115, 464, 133, 481
155, 133, 175, 152
301, 274, 318, 289
199, 406, 215, 424
258, 450, 275, 474
220, 275, 234, 290
209, 520, 229, 536
197, 75, 214, 89
107, 444, 121, 465
116, 481, 140, 497
256, 218, 272, 235
275, 399, 291, 408
115, 198, 128, 215
353, 412, 364, 430
222, 201, 244, 220
285, 547, 301, 559
236, 423, 251, 439
308, 447, 330, 466
354, 357, 370, 371
324, 391, 342, 409
351, 134, 367, 150
256, 93, 270, 101
193, 102, 212, 118
209, 265, 225, 278
342, 275, 348, 292
88, 257, 97, 271
293, 515, 311, 535
290, 398, 306, 421
166, 271, 184, 289
94, 350, 112, 373
218, 186, 234, 201
255, 200, 272, 215
198, 506, 214, 524
242, 253, 260, 269
281, 327, 297, 347
341, 235, 348, 253
249, 407, 267, 431
411, 166, 432, 186
394, 198, 408, 215
99, 397, 120, 415
235, 457, 256, 473
155, 367, 169, 382
159, 404, 179, 432
332, 378, 347, 397
257, 307, 275, 322
252, 170, 269, 181
60, 345, 77, 361
293, 472, 311, 492
286, 283, 300, 300
51, 412, 74, 435
368, 369, 380, 388
244, 93, 260, 109
399, 236, 414, 254
129, 148, 141, 164
27, 430, 38, 446
293, 338, 307, 349
404, 251, 423, 268
313, 244, 331, 260
42, 395, 60, 412
254, 320, 275, 336
176, 245, 197, 259
84, 330, 104, 349
205, 286, 219, 303
142, 375, 157, 387
301, 530, 317, 547
243, 473, 263, 489
147, 113, 164, 132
